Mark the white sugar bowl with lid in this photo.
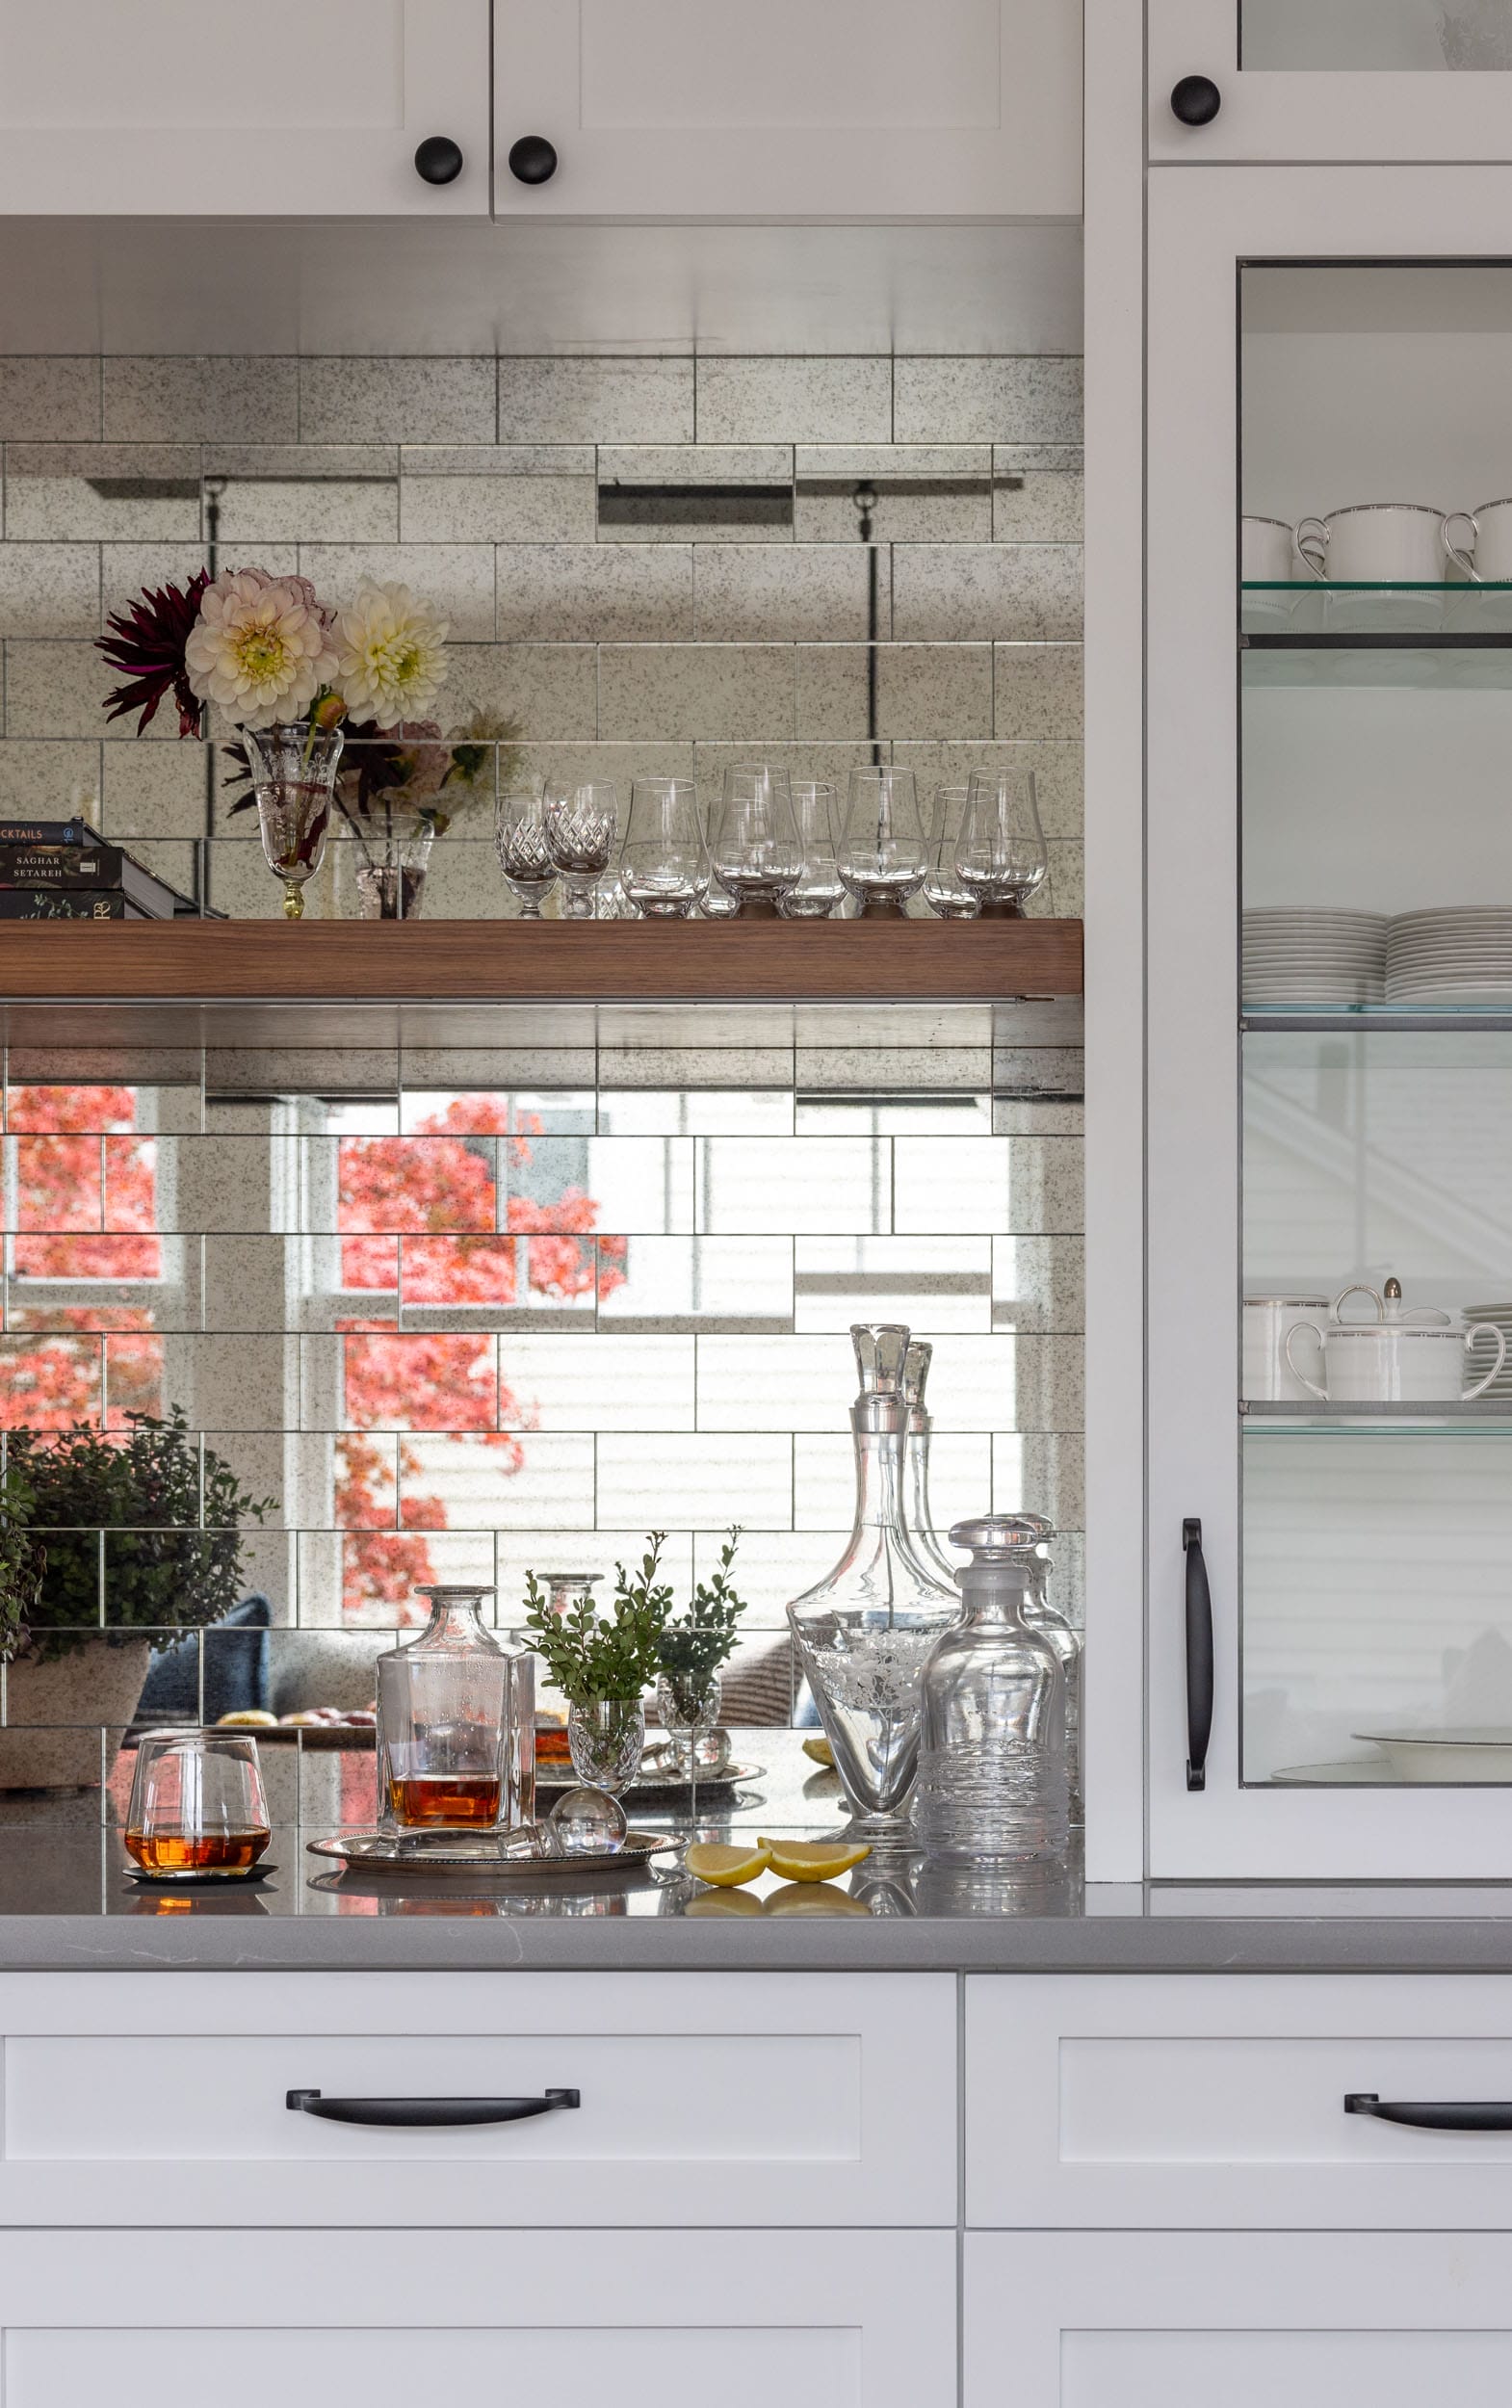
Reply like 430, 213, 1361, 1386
1285, 1281, 1506, 1403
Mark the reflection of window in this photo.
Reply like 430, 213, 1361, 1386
2, 1086, 167, 1428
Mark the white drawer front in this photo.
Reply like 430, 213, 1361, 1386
0, 1970, 955, 2228
968, 1973, 1512, 2228
0, 2227, 955, 2408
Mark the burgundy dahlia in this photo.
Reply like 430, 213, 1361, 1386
96, 570, 211, 736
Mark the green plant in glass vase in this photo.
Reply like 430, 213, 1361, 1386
523, 1533, 673, 1795
654, 1527, 746, 1773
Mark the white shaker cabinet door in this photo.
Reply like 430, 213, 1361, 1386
492, 0, 1082, 217
968, 2232, 1512, 2408
1150, 0, 1512, 165
0, 2228, 957, 2408
0, 0, 490, 214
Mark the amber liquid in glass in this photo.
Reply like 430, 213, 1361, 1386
124, 1826, 271, 1873
389, 1774, 502, 1827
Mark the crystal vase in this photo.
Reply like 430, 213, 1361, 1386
245, 720, 344, 921
567, 1697, 646, 1794
655, 1669, 721, 1773
787, 1325, 959, 1853
349, 800, 436, 920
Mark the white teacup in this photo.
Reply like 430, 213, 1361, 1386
1285, 1315, 1506, 1402
1294, 503, 1448, 585
1443, 497, 1512, 585
1243, 1295, 1328, 1400
1241, 516, 1299, 583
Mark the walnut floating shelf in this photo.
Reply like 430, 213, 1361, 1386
0, 919, 1082, 1005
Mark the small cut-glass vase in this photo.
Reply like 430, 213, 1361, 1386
245, 720, 344, 921
655, 1669, 722, 1774
350, 800, 436, 920
567, 1697, 646, 1794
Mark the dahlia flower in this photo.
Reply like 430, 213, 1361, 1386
98, 570, 211, 736
333, 581, 450, 730
184, 567, 339, 731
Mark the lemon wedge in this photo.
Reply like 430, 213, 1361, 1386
763, 1881, 873, 1917
684, 1841, 770, 1888
800, 1735, 835, 1768
685, 1888, 764, 1918
757, 1836, 872, 1881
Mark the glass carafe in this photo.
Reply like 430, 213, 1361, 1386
914, 1514, 1069, 1865
900, 1338, 961, 1587
787, 1325, 959, 1850
1024, 1544, 1082, 1831
377, 1584, 534, 1838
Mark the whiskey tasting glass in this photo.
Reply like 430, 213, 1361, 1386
124, 1730, 272, 1879
954, 767, 1048, 918
708, 763, 802, 917
779, 780, 845, 919
620, 777, 710, 918
923, 784, 980, 920
837, 767, 929, 917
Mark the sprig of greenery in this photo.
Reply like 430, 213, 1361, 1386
0, 1457, 44, 1666
655, 1527, 746, 1697
522, 1533, 673, 1707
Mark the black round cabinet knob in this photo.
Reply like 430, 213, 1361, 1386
1170, 75, 1221, 126
508, 135, 559, 185
414, 135, 464, 185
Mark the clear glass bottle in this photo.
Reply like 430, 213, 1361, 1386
377, 1584, 534, 1838
787, 1325, 959, 1850
1024, 1543, 1083, 1830
914, 1515, 1069, 1865
900, 1339, 962, 1588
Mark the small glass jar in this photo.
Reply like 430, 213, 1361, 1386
914, 1515, 1069, 1865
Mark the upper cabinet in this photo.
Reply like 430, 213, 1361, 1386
0, 0, 491, 214
1150, 0, 1512, 163
492, 0, 1082, 217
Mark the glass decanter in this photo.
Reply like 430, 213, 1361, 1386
914, 1515, 1069, 1865
1024, 1543, 1083, 1831
787, 1324, 959, 1852
900, 1338, 962, 1588
377, 1584, 533, 1839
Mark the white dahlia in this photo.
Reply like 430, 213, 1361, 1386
184, 567, 339, 731
333, 581, 450, 730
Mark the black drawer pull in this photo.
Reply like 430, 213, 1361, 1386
286, 2087, 580, 2127
1183, 1517, 1213, 1793
1345, 2093, 1512, 2132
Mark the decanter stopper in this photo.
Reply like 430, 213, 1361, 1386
949, 1513, 1056, 1565
901, 1339, 932, 1417
851, 1322, 910, 1396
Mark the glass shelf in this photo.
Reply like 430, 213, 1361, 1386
1243, 1004, 1512, 1031
1241, 582, 1512, 685
1244, 1402, 1512, 1435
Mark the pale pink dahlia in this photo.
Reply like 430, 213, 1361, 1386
185, 566, 339, 730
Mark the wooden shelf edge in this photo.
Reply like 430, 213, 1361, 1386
0, 918, 1083, 1004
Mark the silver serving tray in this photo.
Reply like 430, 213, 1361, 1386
535, 1754, 763, 1804
307, 1828, 674, 1880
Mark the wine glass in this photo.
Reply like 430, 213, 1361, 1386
545, 782, 619, 920
779, 781, 844, 919
923, 785, 981, 920
125, 1730, 271, 1879
707, 764, 802, 918
494, 787, 558, 918
619, 778, 709, 918
837, 767, 929, 917
953, 768, 1048, 918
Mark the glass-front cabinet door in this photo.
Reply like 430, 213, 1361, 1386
1147, 167, 1512, 1875
1150, 0, 1512, 162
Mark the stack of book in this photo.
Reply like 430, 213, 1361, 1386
0, 819, 200, 920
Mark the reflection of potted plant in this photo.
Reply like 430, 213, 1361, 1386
1, 1411, 273, 1792
522, 1537, 670, 1794
654, 1528, 746, 1771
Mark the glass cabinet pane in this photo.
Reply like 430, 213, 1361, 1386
1238, 262, 1512, 1790
1241, 0, 1512, 71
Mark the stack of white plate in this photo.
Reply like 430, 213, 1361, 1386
1241, 908, 1388, 1004
1460, 1299, 1512, 1395
1387, 909, 1512, 1002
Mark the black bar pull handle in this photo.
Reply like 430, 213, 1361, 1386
1183, 1517, 1213, 1793
286, 2087, 580, 2128
1345, 2093, 1512, 2133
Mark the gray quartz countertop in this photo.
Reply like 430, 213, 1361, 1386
8, 1734, 1512, 1973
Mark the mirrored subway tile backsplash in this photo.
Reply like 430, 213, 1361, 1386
0, 1000, 1083, 1821
0, 348, 1082, 922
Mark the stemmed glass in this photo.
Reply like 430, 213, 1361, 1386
779, 781, 844, 919
837, 767, 929, 917
545, 782, 619, 920
494, 787, 558, 919
954, 768, 1048, 918
923, 785, 981, 920
707, 764, 802, 917
619, 778, 709, 918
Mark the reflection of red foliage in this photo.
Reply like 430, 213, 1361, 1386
335, 1097, 622, 1619
3, 1088, 162, 1429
